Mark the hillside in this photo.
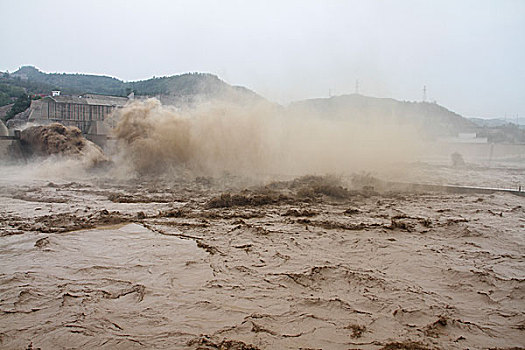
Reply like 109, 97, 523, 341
288, 94, 478, 137
8, 66, 267, 106
11, 66, 126, 96
4, 66, 518, 141
469, 117, 524, 128
130, 73, 267, 106
0, 71, 56, 108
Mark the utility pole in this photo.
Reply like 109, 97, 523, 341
422, 85, 427, 102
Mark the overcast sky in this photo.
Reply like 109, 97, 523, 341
1, 0, 524, 118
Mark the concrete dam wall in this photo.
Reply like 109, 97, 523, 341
0, 136, 24, 162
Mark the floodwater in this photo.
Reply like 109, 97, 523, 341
1, 223, 213, 349
0, 164, 524, 349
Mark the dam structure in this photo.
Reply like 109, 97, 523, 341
26, 92, 132, 145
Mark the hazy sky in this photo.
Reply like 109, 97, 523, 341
1, 0, 524, 118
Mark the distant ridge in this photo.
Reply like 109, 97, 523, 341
5, 65, 522, 141
9, 66, 267, 105
288, 94, 477, 137
469, 117, 524, 128
11, 66, 125, 96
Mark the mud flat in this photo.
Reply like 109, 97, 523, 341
0, 169, 524, 349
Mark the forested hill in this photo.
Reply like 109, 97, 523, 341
10, 66, 126, 96
129, 73, 266, 105
4, 66, 520, 141
7, 66, 265, 104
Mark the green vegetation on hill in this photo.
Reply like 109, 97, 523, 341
0, 70, 54, 121
11, 66, 126, 96
2, 94, 32, 122
3, 65, 520, 142
0, 83, 25, 107
8, 66, 257, 99
129, 73, 224, 96
0, 73, 57, 106
0, 65, 268, 122
6, 66, 267, 107
2, 73, 54, 93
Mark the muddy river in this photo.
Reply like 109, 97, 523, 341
0, 164, 523, 349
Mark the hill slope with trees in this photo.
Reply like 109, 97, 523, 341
7, 66, 265, 105
3, 65, 521, 142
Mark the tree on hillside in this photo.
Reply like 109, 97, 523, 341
0, 83, 26, 107
3, 94, 31, 122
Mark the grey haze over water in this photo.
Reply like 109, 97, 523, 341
0, 0, 523, 118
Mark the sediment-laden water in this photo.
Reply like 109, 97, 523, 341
0, 166, 523, 349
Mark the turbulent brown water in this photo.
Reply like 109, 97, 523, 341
109, 99, 421, 177
0, 167, 524, 349
19, 123, 108, 167
0, 99, 524, 349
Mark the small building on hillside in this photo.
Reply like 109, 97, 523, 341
28, 93, 130, 135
